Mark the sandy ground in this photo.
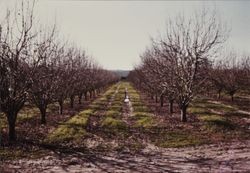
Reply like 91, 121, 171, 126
1, 140, 249, 173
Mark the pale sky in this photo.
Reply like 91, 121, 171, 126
1, 0, 250, 70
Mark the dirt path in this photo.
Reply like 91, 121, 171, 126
1, 140, 249, 172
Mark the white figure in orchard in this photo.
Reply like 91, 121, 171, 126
124, 88, 130, 103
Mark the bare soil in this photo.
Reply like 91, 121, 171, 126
1, 140, 249, 173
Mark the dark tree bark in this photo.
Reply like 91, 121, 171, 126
40, 107, 47, 124
151, 95, 154, 100
70, 95, 75, 108
169, 99, 174, 114
217, 89, 222, 100
181, 105, 187, 122
59, 100, 64, 115
160, 95, 164, 107
89, 91, 92, 99
84, 92, 88, 101
7, 111, 17, 142
155, 95, 158, 103
3, 101, 25, 142
78, 93, 83, 104
230, 93, 234, 102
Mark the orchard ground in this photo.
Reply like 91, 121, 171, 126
0, 81, 250, 172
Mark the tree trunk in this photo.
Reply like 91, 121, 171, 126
89, 91, 92, 99
40, 107, 47, 124
217, 89, 221, 100
59, 100, 63, 114
78, 93, 82, 104
169, 100, 174, 114
151, 95, 154, 100
0, 128, 2, 146
8, 121, 16, 142
7, 112, 17, 142
160, 95, 164, 107
70, 95, 74, 108
84, 92, 88, 101
181, 106, 187, 122
155, 95, 158, 103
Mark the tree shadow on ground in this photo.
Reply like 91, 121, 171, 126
3, 138, 218, 173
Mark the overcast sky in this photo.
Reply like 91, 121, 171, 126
1, 0, 250, 70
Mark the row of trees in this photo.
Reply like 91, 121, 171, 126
0, 2, 118, 142
128, 10, 250, 122
211, 54, 250, 101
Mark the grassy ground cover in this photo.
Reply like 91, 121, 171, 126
1, 81, 249, 163
45, 83, 120, 144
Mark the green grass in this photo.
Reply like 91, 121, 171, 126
200, 114, 235, 131
133, 106, 150, 113
131, 112, 155, 128
188, 106, 207, 115
104, 110, 121, 118
45, 83, 121, 144
100, 82, 126, 129
0, 148, 47, 161
123, 82, 156, 128
46, 125, 87, 143
101, 117, 126, 128
108, 106, 122, 112
0, 106, 39, 130
156, 131, 206, 148
189, 97, 241, 134
189, 98, 237, 115
0, 113, 6, 130
45, 109, 92, 143
17, 106, 40, 122
47, 103, 60, 113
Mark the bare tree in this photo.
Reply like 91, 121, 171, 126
0, 1, 36, 141
130, 9, 228, 122
213, 53, 246, 102
28, 25, 59, 124
241, 55, 250, 92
